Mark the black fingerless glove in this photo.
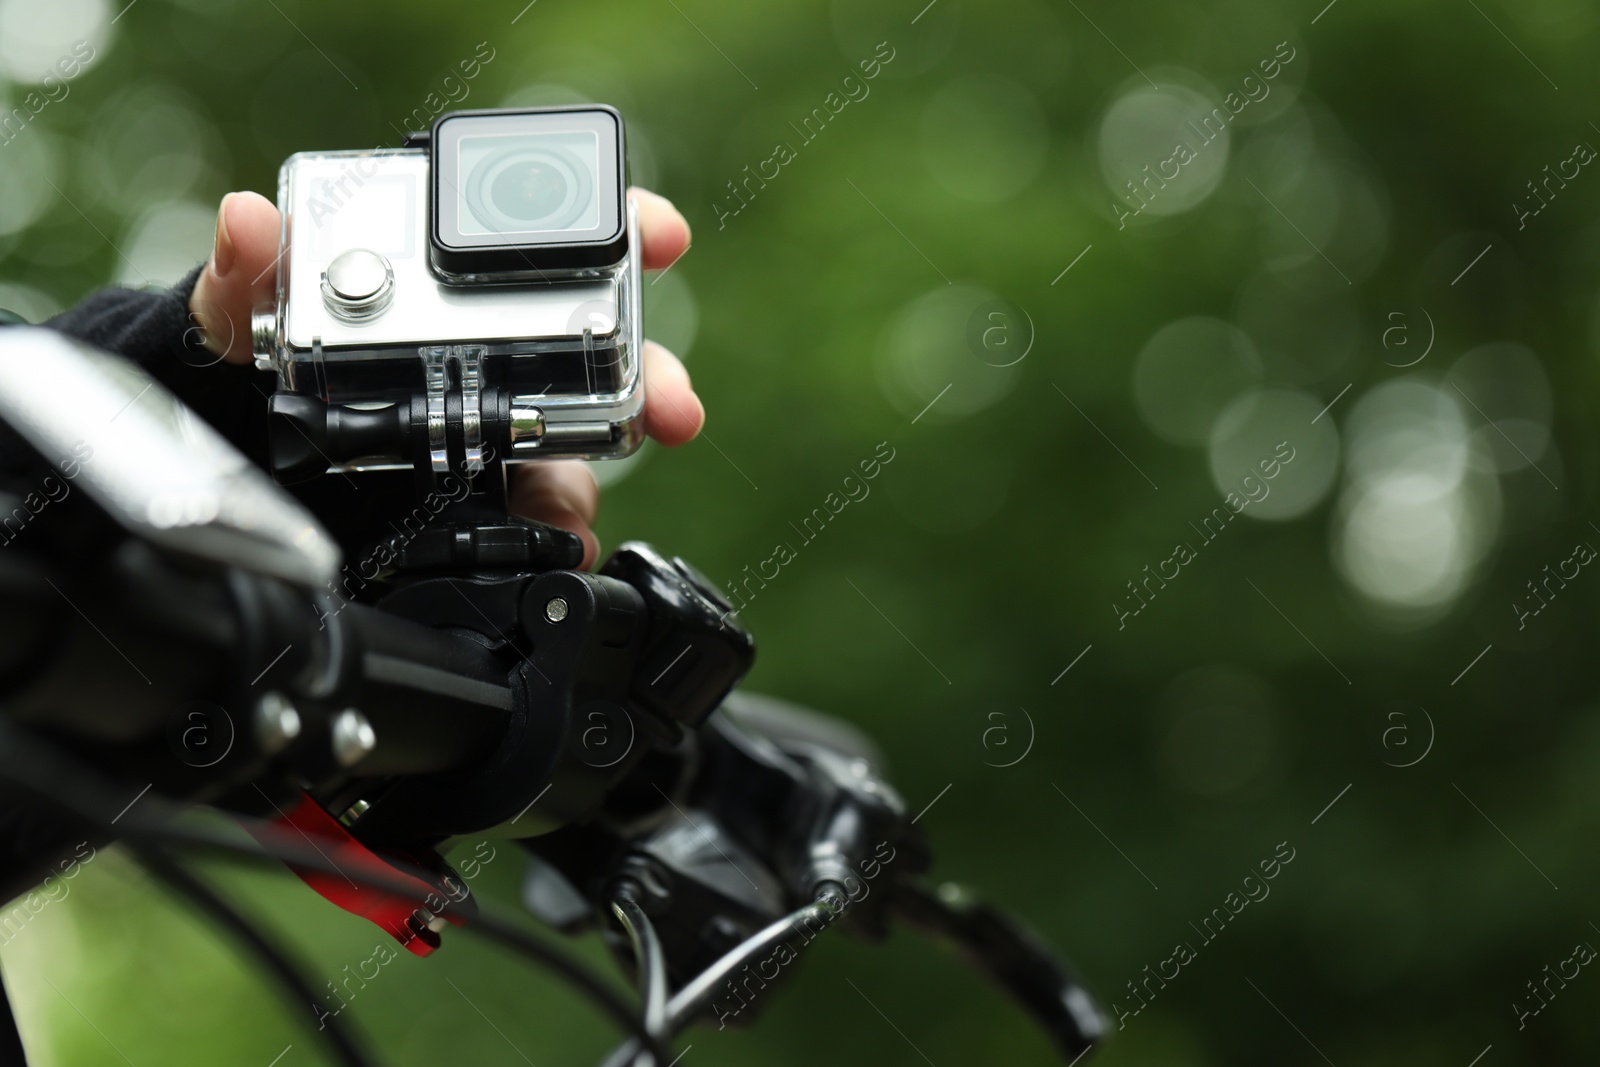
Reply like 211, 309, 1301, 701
1, 265, 273, 465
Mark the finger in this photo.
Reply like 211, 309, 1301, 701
189, 192, 281, 365
629, 187, 690, 271
508, 460, 601, 569
642, 340, 704, 446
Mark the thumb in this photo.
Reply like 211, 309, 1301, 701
189, 191, 281, 365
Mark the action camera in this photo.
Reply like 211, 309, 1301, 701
252, 105, 643, 484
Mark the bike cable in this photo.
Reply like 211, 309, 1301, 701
0, 721, 672, 1066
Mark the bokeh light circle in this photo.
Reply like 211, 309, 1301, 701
1333, 379, 1502, 622
642, 268, 698, 363
875, 284, 1019, 422
0, 283, 61, 321
0, 0, 109, 83
1239, 104, 1316, 195
1444, 343, 1552, 475
85, 85, 226, 216
1208, 388, 1340, 520
1343, 379, 1469, 493
0, 130, 60, 238
1133, 317, 1261, 446
1098, 78, 1232, 219
116, 201, 215, 287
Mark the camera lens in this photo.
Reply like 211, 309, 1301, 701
490, 160, 569, 223
433, 108, 626, 271
464, 138, 595, 234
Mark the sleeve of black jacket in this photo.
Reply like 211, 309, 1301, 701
30, 265, 272, 465
10, 268, 419, 551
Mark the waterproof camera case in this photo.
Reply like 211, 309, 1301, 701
252, 105, 644, 485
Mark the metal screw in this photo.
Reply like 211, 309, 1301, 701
339, 799, 371, 826
331, 708, 376, 767
254, 692, 301, 754
250, 308, 277, 371
545, 597, 569, 623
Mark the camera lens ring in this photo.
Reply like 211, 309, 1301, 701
464, 140, 594, 234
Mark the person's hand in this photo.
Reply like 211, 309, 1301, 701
188, 187, 701, 568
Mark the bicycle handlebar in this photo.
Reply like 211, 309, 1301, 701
0, 328, 1106, 1066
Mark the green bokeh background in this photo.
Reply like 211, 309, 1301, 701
5, 0, 1600, 1063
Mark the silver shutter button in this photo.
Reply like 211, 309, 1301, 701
321, 249, 394, 322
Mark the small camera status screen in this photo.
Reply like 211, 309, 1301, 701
432, 108, 623, 257
306, 173, 417, 261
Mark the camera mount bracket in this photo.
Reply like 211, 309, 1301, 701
422, 344, 486, 474
267, 335, 621, 490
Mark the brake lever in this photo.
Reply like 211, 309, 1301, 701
759, 717, 1107, 1061
537, 691, 1107, 1066
241, 791, 477, 957
891, 879, 1106, 1062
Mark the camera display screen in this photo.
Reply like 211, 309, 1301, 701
431, 107, 625, 274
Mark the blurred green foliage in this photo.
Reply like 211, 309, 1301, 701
5, 0, 1600, 1063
